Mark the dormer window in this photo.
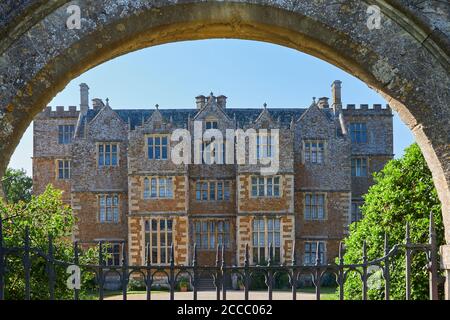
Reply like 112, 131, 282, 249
148, 135, 168, 160
303, 140, 325, 164
205, 120, 218, 130
257, 134, 275, 160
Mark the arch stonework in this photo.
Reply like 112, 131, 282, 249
0, 0, 449, 295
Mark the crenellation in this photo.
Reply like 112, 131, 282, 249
37, 105, 80, 118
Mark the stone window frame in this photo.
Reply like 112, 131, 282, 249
97, 194, 120, 224
96, 142, 120, 168
302, 140, 326, 164
194, 180, 231, 202
142, 176, 174, 200
349, 122, 368, 144
192, 219, 231, 251
146, 134, 169, 161
303, 241, 327, 265
144, 217, 174, 265
58, 124, 75, 144
250, 175, 282, 198
303, 192, 327, 221
351, 157, 368, 177
55, 159, 71, 180
251, 216, 282, 265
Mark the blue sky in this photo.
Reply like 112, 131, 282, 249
9, 39, 414, 174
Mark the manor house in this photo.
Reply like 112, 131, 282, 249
32, 81, 393, 268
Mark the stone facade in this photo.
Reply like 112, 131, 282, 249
32, 81, 393, 267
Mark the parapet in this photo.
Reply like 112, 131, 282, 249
342, 104, 392, 116
36, 105, 80, 119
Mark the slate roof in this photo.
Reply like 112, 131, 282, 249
77, 106, 334, 135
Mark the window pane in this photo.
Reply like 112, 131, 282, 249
209, 182, 216, 200
224, 182, 230, 200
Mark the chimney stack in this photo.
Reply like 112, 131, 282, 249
317, 97, 329, 108
196, 95, 206, 110
331, 80, 342, 114
92, 98, 105, 111
80, 83, 89, 114
217, 95, 227, 109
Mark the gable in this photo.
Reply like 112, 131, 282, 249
88, 105, 128, 140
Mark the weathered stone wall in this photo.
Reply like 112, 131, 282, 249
237, 174, 294, 214
343, 105, 393, 203
294, 105, 351, 191
72, 191, 128, 242
33, 106, 79, 202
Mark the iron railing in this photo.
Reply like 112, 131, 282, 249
0, 214, 442, 300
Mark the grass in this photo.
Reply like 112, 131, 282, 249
91, 287, 338, 300
297, 287, 338, 300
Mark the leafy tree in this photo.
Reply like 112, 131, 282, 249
1, 168, 33, 203
0, 185, 97, 300
340, 143, 444, 300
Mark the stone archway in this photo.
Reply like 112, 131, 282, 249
0, 0, 449, 293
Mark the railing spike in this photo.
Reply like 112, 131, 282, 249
216, 244, 221, 266
429, 212, 435, 239
0, 216, 4, 300
292, 240, 296, 266
146, 242, 151, 266
245, 243, 249, 267
339, 242, 345, 265
315, 242, 321, 266
268, 242, 273, 266
170, 242, 175, 265
405, 221, 410, 244
384, 233, 389, 255
193, 243, 197, 266
221, 244, 225, 267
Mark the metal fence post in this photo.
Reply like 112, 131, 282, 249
192, 244, 197, 301
291, 241, 297, 301
244, 243, 250, 301
47, 235, 55, 300
384, 233, 390, 300
221, 244, 227, 301
215, 245, 221, 300
98, 241, 104, 301
338, 242, 345, 301
146, 243, 152, 301
429, 213, 439, 300
315, 242, 321, 301
362, 241, 368, 300
73, 241, 80, 301
169, 243, 175, 301
267, 242, 273, 301
23, 227, 31, 300
405, 222, 411, 300
0, 217, 4, 300
121, 242, 128, 301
